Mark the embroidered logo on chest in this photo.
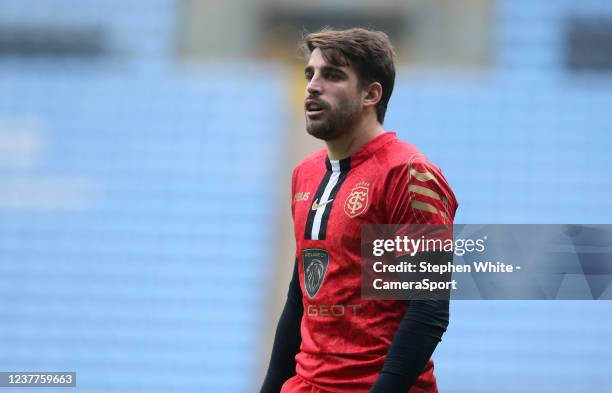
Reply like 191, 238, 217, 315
344, 181, 370, 218
293, 191, 310, 203
302, 248, 329, 299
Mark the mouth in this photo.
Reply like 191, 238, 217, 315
305, 99, 327, 118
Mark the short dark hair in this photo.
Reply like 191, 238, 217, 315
301, 27, 396, 124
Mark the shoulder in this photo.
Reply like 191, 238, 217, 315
293, 148, 327, 177
375, 137, 439, 181
378, 137, 458, 220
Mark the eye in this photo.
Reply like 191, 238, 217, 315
305, 71, 313, 81
325, 72, 340, 81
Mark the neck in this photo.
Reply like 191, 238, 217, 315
325, 115, 384, 160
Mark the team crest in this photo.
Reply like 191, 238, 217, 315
344, 181, 370, 218
302, 248, 329, 299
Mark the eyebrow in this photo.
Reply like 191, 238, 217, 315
304, 65, 347, 75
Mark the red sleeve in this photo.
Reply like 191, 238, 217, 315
386, 160, 457, 225
291, 166, 298, 221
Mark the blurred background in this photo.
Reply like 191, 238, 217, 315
0, 0, 611, 392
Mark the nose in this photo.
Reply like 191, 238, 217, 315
306, 74, 322, 96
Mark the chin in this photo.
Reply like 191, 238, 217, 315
307, 125, 342, 141
305, 109, 357, 141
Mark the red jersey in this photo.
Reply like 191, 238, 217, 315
289, 132, 458, 393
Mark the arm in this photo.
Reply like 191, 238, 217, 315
369, 300, 449, 392
259, 258, 303, 393
371, 160, 457, 392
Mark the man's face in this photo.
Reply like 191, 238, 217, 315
304, 48, 364, 141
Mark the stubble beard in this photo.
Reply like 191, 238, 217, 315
306, 97, 362, 141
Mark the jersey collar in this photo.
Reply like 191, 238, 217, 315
324, 131, 397, 172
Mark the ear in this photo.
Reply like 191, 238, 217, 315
362, 82, 383, 108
